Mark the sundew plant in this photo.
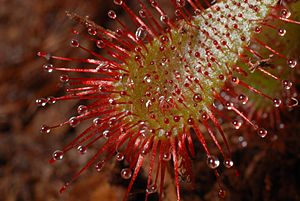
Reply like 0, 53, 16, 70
37, 0, 300, 200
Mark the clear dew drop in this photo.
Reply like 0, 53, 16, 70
194, 9, 201, 15
150, 0, 158, 7
282, 80, 292, 90
108, 10, 117, 19
163, 152, 171, 161
288, 59, 297, 68
116, 152, 125, 162
278, 28, 286, 36
116, 29, 124, 37
43, 64, 54, 73
108, 117, 117, 127
232, 120, 242, 130
96, 40, 105, 48
135, 26, 147, 41
257, 128, 268, 138
35, 98, 47, 107
160, 15, 169, 23
273, 98, 282, 107
108, 98, 116, 105
52, 150, 64, 161
103, 130, 110, 139
70, 39, 79, 47
88, 27, 97, 36
95, 160, 105, 172
139, 9, 146, 18
146, 184, 157, 194
93, 117, 101, 126
40, 125, 51, 134
193, 93, 202, 102
121, 168, 132, 179
59, 74, 69, 83
77, 145, 87, 154
231, 77, 239, 85
223, 159, 234, 168
281, 8, 291, 19
77, 105, 88, 114
69, 116, 80, 127
206, 155, 220, 169
143, 75, 152, 83
238, 94, 248, 104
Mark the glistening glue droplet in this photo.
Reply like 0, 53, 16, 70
47, 96, 56, 104
70, 39, 79, 47
207, 155, 220, 169
77, 105, 88, 114
95, 160, 105, 172
77, 145, 87, 154
93, 117, 101, 126
43, 64, 54, 73
96, 40, 105, 48
224, 159, 234, 168
288, 59, 297, 68
52, 150, 64, 161
35, 98, 47, 107
193, 93, 202, 102
116, 152, 125, 162
135, 26, 147, 41
113, 0, 123, 6
108, 10, 117, 19
103, 130, 110, 139
121, 168, 132, 179
163, 152, 171, 161
60, 74, 69, 83
88, 27, 97, 35
273, 98, 282, 107
69, 116, 80, 127
257, 128, 268, 138
282, 80, 292, 90
238, 94, 248, 104
277, 28, 286, 36
40, 125, 51, 134
146, 184, 157, 194
232, 120, 242, 130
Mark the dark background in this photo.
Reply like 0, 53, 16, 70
0, 1, 300, 201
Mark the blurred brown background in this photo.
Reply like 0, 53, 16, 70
0, 0, 300, 201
